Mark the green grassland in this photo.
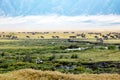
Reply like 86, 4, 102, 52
0, 32, 120, 74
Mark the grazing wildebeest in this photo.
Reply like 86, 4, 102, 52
81, 33, 86, 38
71, 32, 75, 34
11, 36, 18, 39
53, 32, 56, 34
64, 32, 69, 34
69, 36, 76, 39
56, 36, 60, 39
44, 32, 49, 34
115, 35, 120, 39
51, 36, 56, 39
96, 38, 104, 44
51, 36, 60, 39
40, 36, 44, 39
102, 35, 108, 40
76, 34, 81, 36
110, 36, 115, 39
94, 36, 99, 39
26, 36, 30, 38
2, 35, 5, 38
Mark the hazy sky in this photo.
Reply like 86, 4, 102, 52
0, 0, 120, 31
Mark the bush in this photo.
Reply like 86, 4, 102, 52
59, 55, 63, 59
71, 54, 79, 59
48, 54, 56, 61
68, 44, 79, 49
0, 58, 5, 63
108, 45, 116, 50
118, 45, 120, 50
23, 55, 32, 63
60, 46, 68, 50
1, 52, 5, 57
74, 66, 86, 73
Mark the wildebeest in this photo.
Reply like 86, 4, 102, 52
102, 35, 108, 40
26, 36, 30, 38
81, 33, 86, 38
40, 36, 44, 39
69, 36, 76, 39
51, 36, 60, 39
96, 38, 104, 44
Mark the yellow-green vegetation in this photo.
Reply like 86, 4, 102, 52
0, 32, 120, 76
0, 69, 119, 80
0, 39, 120, 74
104, 40, 120, 43
0, 31, 120, 44
0, 39, 21, 42
55, 50, 120, 62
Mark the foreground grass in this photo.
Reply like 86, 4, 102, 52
0, 69, 120, 80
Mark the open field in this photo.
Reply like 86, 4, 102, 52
0, 69, 120, 80
0, 31, 120, 80
0, 38, 120, 74
0, 32, 120, 44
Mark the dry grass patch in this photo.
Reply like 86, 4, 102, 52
0, 69, 120, 80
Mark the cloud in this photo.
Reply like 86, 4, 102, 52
0, 15, 120, 31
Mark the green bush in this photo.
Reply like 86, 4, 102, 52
60, 46, 68, 50
1, 52, 5, 57
48, 54, 56, 61
108, 45, 116, 50
68, 44, 79, 49
71, 54, 79, 59
23, 55, 32, 63
74, 66, 86, 73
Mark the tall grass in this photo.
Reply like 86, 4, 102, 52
0, 69, 119, 80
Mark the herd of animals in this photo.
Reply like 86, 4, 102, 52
0, 32, 120, 42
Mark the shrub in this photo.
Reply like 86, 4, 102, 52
59, 55, 63, 59
60, 46, 68, 50
1, 52, 5, 57
118, 45, 120, 50
48, 54, 55, 61
68, 44, 79, 49
23, 55, 32, 63
71, 54, 79, 59
74, 66, 86, 73
108, 45, 116, 50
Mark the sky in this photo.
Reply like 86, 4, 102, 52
0, 0, 120, 31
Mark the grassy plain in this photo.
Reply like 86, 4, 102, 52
0, 32, 120, 79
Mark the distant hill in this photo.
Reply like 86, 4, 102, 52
0, 69, 119, 80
